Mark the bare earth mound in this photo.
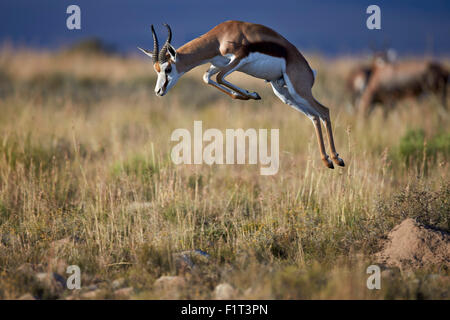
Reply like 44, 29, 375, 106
376, 218, 450, 270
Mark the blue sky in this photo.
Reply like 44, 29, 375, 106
0, 0, 449, 56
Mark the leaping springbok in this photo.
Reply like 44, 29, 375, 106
138, 20, 345, 168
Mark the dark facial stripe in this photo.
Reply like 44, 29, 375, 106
162, 74, 168, 93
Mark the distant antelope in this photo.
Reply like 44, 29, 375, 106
347, 50, 395, 106
138, 21, 345, 168
347, 64, 373, 106
356, 53, 448, 115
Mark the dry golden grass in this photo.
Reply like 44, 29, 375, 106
0, 47, 448, 299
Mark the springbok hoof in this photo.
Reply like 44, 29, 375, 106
322, 158, 334, 169
232, 94, 249, 100
333, 157, 345, 167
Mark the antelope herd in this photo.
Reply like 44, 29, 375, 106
347, 50, 449, 116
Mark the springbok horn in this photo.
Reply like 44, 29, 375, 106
159, 23, 172, 63
151, 25, 159, 63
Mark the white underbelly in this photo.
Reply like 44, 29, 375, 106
210, 54, 233, 68
237, 53, 285, 81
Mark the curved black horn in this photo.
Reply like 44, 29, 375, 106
151, 25, 159, 63
159, 23, 172, 63
163, 23, 172, 44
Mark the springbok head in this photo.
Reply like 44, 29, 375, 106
138, 24, 179, 96
371, 49, 398, 69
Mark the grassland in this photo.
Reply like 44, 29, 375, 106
0, 46, 448, 299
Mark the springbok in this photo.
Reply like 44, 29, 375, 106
347, 64, 373, 106
138, 21, 345, 168
346, 50, 396, 107
356, 52, 449, 115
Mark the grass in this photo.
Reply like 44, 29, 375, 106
0, 47, 448, 299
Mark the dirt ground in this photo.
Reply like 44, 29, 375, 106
376, 218, 450, 270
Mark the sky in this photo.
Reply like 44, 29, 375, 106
0, 0, 449, 56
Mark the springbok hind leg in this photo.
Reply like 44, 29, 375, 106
312, 99, 345, 167
270, 79, 334, 169
324, 118, 345, 166
312, 115, 335, 169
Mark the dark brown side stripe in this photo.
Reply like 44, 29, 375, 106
246, 42, 288, 58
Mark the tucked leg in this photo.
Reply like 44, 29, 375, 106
203, 65, 249, 100
216, 58, 261, 100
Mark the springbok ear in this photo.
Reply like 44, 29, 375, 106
137, 47, 153, 58
167, 44, 177, 62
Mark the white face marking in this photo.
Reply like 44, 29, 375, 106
154, 61, 182, 96
354, 75, 366, 92
375, 56, 386, 68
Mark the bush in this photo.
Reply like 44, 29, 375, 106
396, 129, 450, 171
377, 181, 450, 233
111, 154, 158, 179
63, 38, 116, 56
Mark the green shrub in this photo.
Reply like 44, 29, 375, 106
111, 154, 159, 183
396, 129, 450, 171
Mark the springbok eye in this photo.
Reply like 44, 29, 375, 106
166, 65, 172, 73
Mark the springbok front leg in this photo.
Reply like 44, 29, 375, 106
270, 78, 334, 169
203, 65, 249, 100
216, 58, 261, 100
